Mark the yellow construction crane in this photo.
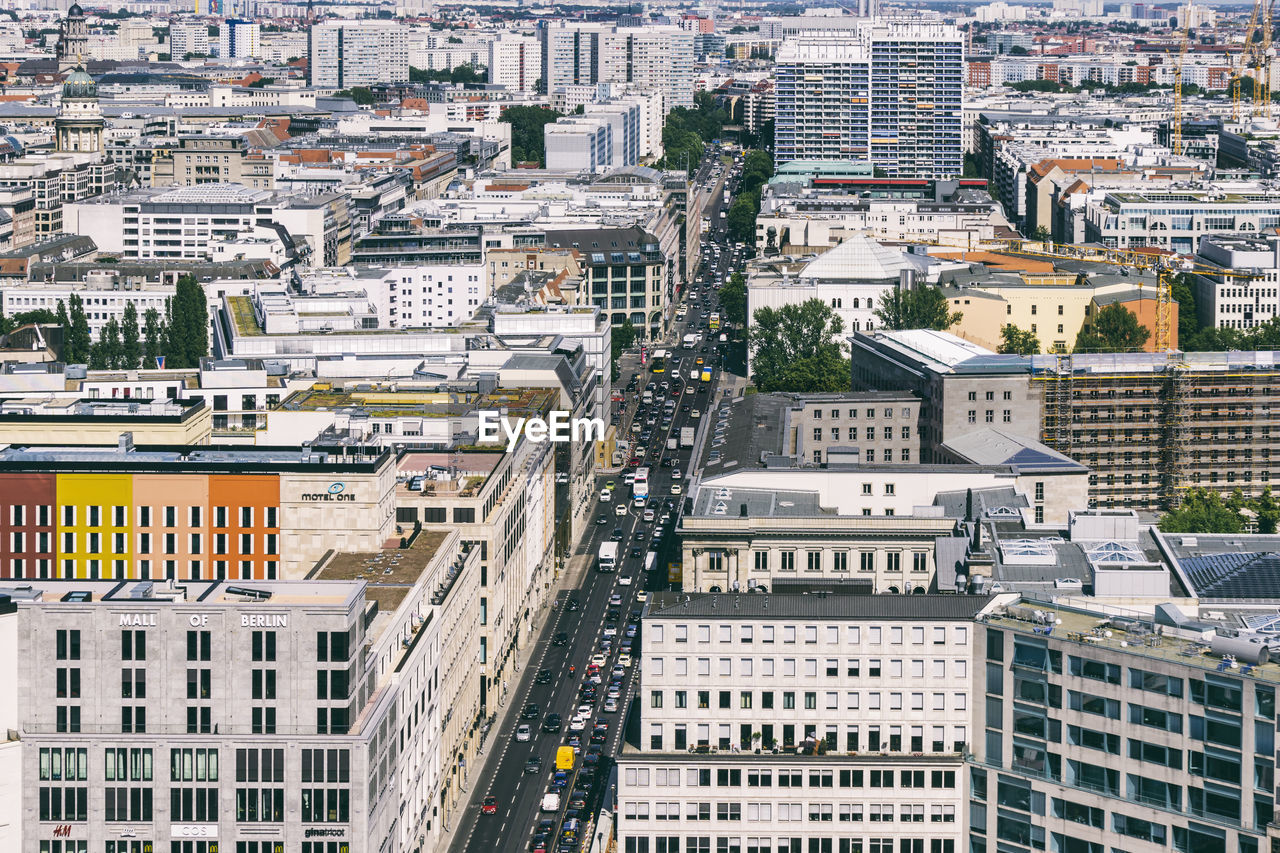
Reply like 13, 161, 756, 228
1172, 5, 1193, 155
1236, 0, 1275, 118
1232, 0, 1261, 119
983, 239, 1260, 352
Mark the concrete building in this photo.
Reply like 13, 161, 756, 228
545, 119, 613, 172
169, 21, 210, 59
0, 154, 116, 242
54, 69, 104, 155
1192, 233, 1280, 332
544, 226, 667, 336
488, 32, 538, 94
1085, 187, 1280, 254
774, 23, 964, 178
617, 593, 993, 853
0, 442, 396, 581
151, 136, 274, 190
10, 527, 481, 853
295, 262, 490, 330
975, 594, 1280, 853
217, 19, 259, 60
308, 21, 410, 89
540, 22, 695, 110
0, 398, 212, 447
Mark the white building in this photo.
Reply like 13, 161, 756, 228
488, 32, 538, 93
168, 20, 210, 58
617, 593, 991, 853
308, 21, 410, 88
297, 263, 491, 329
584, 100, 641, 168
1192, 233, 1280, 332
540, 21, 695, 110
218, 18, 260, 59
0, 273, 174, 341
545, 119, 613, 172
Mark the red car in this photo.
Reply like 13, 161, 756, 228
482, 796, 497, 815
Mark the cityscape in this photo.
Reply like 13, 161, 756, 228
1, 1, 1280, 853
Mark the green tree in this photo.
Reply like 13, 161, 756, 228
720, 273, 747, 328
726, 194, 759, 244
610, 318, 637, 381
874, 286, 962, 331
1029, 225, 1052, 242
120, 302, 141, 369
1255, 488, 1280, 535
1158, 488, 1245, 533
6, 308, 61, 331
997, 324, 1040, 355
336, 87, 375, 105
1169, 272, 1200, 346
167, 275, 208, 369
90, 317, 123, 370
66, 294, 92, 364
740, 150, 774, 195
749, 299, 849, 392
142, 307, 165, 369
500, 105, 563, 165
1074, 302, 1149, 352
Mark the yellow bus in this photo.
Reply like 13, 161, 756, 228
651, 349, 669, 374
709, 313, 721, 332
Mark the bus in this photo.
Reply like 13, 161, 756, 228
651, 349, 669, 374
709, 313, 721, 332
634, 467, 650, 500
598, 541, 618, 572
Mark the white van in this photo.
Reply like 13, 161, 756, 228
541, 792, 561, 812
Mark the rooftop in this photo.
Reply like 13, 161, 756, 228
0, 578, 361, 609
0, 443, 389, 473
647, 591, 996, 620
315, 529, 449, 615
940, 428, 1087, 473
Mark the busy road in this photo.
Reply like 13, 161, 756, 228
449, 147, 745, 853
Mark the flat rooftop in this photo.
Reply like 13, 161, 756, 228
0, 579, 361, 608
315, 529, 450, 615
647, 591, 996, 620
0, 443, 389, 473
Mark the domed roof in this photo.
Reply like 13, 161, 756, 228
61, 67, 96, 99
67, 3, 84, 16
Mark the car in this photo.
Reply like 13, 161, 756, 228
627, 455, 641, 466
611, 664, 626, 679
543, 713, 562, 732
567, 598, 581, 611
603, 697, 619, 713
526, 755, 543, 774
618, 575, 633, 586
535, 668, 553, 684
606, 607, 620, 620
660, 512, 672, 525
690, 409, 701, 419
630, 421, 642, 434
569, 790, 588, 810
615, 502, 628, 517
610, 527, 624, 541
565, 733, 582, 749
629, 546, 643, 558
660, 457, 673, 468
625, 624, 638, 638
599, 489, 612, 503
603, 625, 617, 638
516, 722, 532, 740
619, 653, 633, 668
637, 591, 649, 603
671, 484, 682, 495
553, 631, 569, 645
590, 654, 607, 668
643, 508, 656, 522
522, 704, 540, 720
610, 593, 623, 606
681, 404, 690, 412
671, 469, 683, 480
623, 472, 636, 486
583, 746, 603, 766
551, 771, 569, 791
482, 796, 498, 815
605, 480, 615, 491
595, 513, 608, 525
569, 716, 587, 732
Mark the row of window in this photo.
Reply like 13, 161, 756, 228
15, 531, 277, 555
739, 550, 930, 574
621, 836, 957, 853
650, 687, 967, 713
4, 505, 276, 529
812, 427, 911, 442
652, 624, 968, 646
810, 407, 915, 421
624, 768, 958, 790
623, 802, 957, 822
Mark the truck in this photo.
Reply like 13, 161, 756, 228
682, 333, 698, 349
666, 437, 678, 451
597, 541, 618, 572
541, 792, 561, 812
556, 746, 576, 771
680, 426, 696, 447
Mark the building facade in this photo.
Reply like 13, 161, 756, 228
308, 22, 410, 89
774, 23, 964, 178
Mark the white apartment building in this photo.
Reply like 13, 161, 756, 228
168, 21, 210, 58
541, 22, 695, 110
1192, 233, 1280, 331
218, 19, 259, 59
488, 32, 538, 93
308, 21, 410, 89
296, 263, 491, 329
617, 594, 993, 853
545, 119, 614, 172
584, 100, 642, 168
0, 274, 173, 341
774, 23, 964, 178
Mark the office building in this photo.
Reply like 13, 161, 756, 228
169, 21, 210, 59
308, 22, 410, 89
1085, 188, 1280, 254
617, 593, 991, 853
0, 441, 396, 581
218, 19, 259, 59
544, 226, 666, 336
488, 32, 538, 93
545, 119, 614, 172
1191, 233, 1280, 332
774, 22, 964, 178
540, 22, 694, 110
975, 594, 1278, 853
12, 526, 482, 853
850, 329, 1280, 509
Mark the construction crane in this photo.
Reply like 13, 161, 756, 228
1235, 0, 1275, 118
983, 238, 1260, 352
1172, 4, 1194, 156
1232, 0, 1262, 119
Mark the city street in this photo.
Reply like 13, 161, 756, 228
448, 151, 739, 853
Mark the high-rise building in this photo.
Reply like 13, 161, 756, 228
307, 21, 409, 89
218, 18, 260, 59
540, 21, 695, 110
169, 21, 210, 59
488, 32, 538, 93
774, 21, 964, 178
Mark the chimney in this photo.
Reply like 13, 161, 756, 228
965, 488, 973, 520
